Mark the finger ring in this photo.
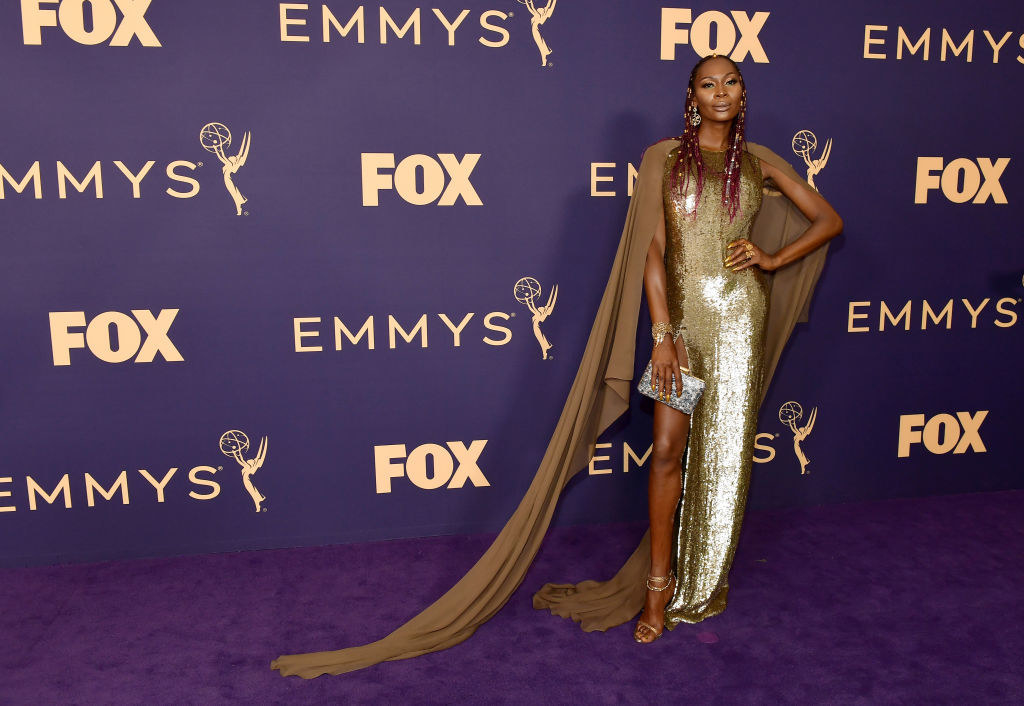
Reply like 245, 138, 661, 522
746, 253, 751, 261
745, 244, 753, 252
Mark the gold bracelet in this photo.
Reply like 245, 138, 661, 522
652, 322, 671, 345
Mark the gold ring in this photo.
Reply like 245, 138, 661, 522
745, 244, 753, 252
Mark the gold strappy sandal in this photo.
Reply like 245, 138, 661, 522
633, 573, 676, 643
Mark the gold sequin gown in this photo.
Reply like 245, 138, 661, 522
662, 146, 767, 626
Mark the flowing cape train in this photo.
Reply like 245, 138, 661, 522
271, 140, 828, 677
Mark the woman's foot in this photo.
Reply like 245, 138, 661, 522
633, 574, 675, 643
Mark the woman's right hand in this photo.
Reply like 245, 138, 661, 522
650, 338, 681, 400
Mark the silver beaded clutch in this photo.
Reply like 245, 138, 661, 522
637, 362, 705, 415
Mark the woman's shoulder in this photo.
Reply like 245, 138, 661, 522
640, 137, 680, 164
743, 141, 791, 172
743, 141, 813, 189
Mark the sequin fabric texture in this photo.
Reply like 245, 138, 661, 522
661, 147, 768, 626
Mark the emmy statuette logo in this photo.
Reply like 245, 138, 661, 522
779, 401, 816, 475
792, 130, 830, 191
517, 0, 557, 67
220, 429, 268, 512
200, 122, 251, 215
514, 277, 558, 360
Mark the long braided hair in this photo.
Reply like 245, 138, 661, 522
667, 55, 748, 222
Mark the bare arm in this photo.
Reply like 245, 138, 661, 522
728, 159, 843, 272
643, 211, 686, 394
758, 159, 843, 270
643, 216, 671, 327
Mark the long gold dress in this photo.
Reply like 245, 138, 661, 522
662, 146, 767, 625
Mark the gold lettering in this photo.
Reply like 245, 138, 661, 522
922, 414, 958, 454
57, 160, 103, 199
983, 30, 1012, 63
590, 162, 616, 197
438, 313, 474, 347
293, 317, 323, 352
627, 162, 639, 197
994, 297, 1018, 328
847, 301, 870, 332
962, 298, 990, 328
896, 26, 930, 61
335, 316, 375, 350
752, 432, 775, 463
0, 161, 42, 199
915, 156, 943, 203
279, 3, 310, 42
432, 8, 469, 46
27, 475, 71, 510
623, 442, 652, 472
323, 5, 364, 43
880, 300, 912, 331
113, 160, 155, 199
482, 312, 513, 345
863, 24, 887, 59
940, 29, 973, 62
188, 466, 221, 500
897, 414, 925, 457
388, 314, 427, 348
588, 443, 613, 475
478, 10, 510, 48
137, 468, 178, 503
165, 161, 200, 198
921, 299, 953, 329
0, 477, 14, 513
85, 471, 129, 507
940, 158, 979, 202
380, 8, 420, 45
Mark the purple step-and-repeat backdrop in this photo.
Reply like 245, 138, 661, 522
1, 1, 1020, 566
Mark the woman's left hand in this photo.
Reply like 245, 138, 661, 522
725, 238, 777, 272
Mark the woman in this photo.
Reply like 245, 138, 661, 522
625, 54, 842, 642
271, 55, 840, 677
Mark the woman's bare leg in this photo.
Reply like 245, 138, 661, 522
635, 400, 689, 642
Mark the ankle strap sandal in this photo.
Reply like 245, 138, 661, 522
634, 574, 677, 643
645, 574, 675, 591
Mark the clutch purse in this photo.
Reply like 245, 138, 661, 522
637, 362, 705, 415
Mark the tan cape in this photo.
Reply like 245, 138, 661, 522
271, 140, 829, 677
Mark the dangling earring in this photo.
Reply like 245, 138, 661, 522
689, 104, 701, 127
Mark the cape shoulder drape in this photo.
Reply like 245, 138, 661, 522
271, 139, 828, 677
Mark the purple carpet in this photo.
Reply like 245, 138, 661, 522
2, 490, 1021, 704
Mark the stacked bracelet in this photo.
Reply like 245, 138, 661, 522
652, 322, 671, 345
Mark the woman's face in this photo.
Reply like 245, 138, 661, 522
691, 57, 743, 124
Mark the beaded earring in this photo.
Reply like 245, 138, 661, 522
689, 103, 701, 127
